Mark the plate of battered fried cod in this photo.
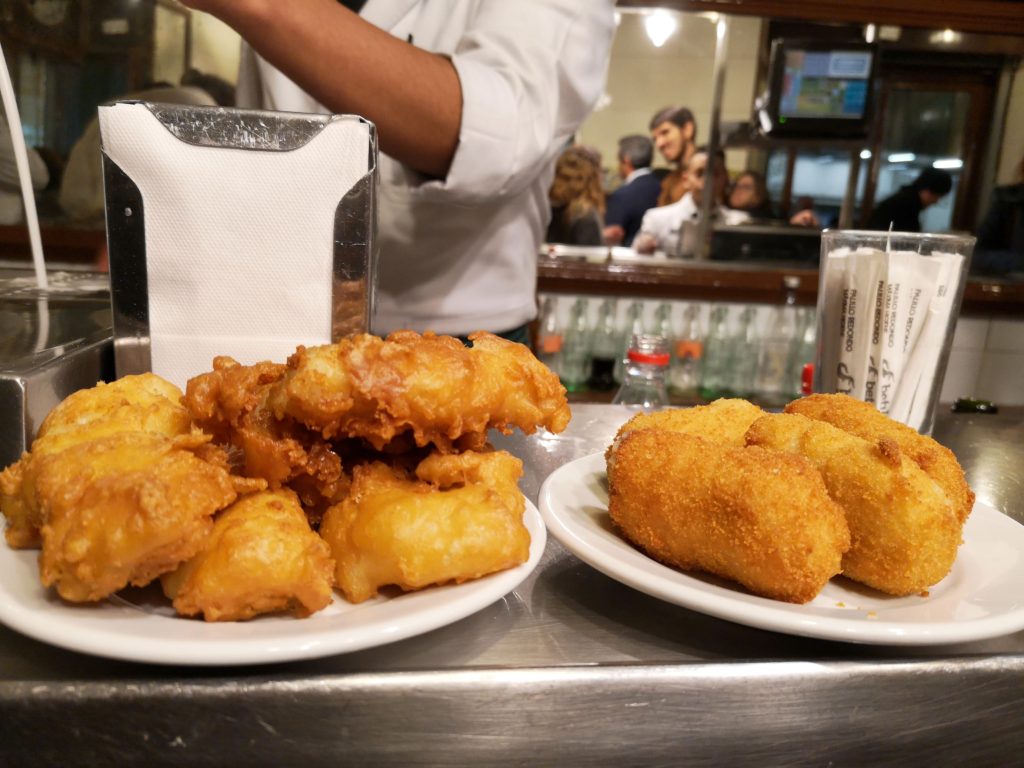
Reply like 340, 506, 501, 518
0, 331, 566, 665
540, 397, 1024, 645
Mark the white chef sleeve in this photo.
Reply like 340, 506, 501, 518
421, 0, 615, 204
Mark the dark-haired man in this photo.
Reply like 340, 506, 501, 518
603, 134, 661, 247
866, 168, 953, 232
649, 105, 696, 206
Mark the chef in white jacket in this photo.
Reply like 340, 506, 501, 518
180, 0, 616, 343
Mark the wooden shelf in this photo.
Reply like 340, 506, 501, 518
537, 257, 1024, 317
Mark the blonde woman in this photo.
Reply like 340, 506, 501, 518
546, 145, 605, 246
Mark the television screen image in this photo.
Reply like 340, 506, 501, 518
779, 49, 872, 122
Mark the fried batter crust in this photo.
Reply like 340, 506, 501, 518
162, 488, 335, 621
36, 432, 240, 602
320, 449, 530, 603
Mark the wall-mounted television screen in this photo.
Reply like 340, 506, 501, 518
758, 39, 876, 139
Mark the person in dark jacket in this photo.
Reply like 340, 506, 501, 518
974, 155, 1024, 275
602, 134, 662, 247
866, 167, 953, 232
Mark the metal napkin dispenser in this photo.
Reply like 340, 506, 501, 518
100, 102, 378, 387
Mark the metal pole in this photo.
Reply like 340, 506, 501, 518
838, 148, 861, 229
696, 14, 729, 260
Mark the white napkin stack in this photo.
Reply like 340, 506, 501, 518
818, 246, 965, 431
99, 102, 372, 387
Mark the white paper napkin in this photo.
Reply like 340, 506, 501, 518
99, 102, 371, 386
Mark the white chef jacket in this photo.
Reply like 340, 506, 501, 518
637, 193, 749, 257
236, 0, 616, 336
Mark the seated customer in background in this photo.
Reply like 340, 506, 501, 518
546, 144, 605, 246
633, 147, 744, 256
866, 168, 952, 232
728, 170, 820, 228
0, 113, 50, 226
603, 134, 661, 247
58, 73, 233, 222
727, 170, 774, 219
973, 154, 1024, 275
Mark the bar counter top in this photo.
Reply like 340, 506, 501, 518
1, 403, 1022, 767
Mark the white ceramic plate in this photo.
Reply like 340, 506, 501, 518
539, 452, 1024, 646
0, 501, 545, 666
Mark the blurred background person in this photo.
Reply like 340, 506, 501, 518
728, 170, 820, 228
546, 144, 605, 246
649, 105, 696, 206
727, 170, 774, 219
973, 154, 1024, 275
603, 134, 660, 247
866, 167, 952, 232
0, 112, 50, 226
634, 147, 742, 255
58, 74, 233, 222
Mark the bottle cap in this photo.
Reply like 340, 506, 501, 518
627, 333, 669, 366
627, 348, 670, 365
801, 363, 814, 395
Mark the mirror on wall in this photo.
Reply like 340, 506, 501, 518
0, 2, 1022, 275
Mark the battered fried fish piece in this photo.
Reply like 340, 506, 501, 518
36, 432, 242, 602
1, 373, 193, 549
184, 356, 348, 514
745, 413, 961, 596
607, 429, 849, 604
266, 331, 571, 451
610, 398, 765, 452
161, 489, 335, 621
320, 449, 530, 603
785, 393, 974, 524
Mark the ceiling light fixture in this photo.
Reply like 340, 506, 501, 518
644, 9, 678, 48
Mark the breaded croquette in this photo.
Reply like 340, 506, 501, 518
161, 489, 335, 622
745, 413, 962, 596
610, 398, 765, 452
785, 393, 974, 524
607, 429, 850, 604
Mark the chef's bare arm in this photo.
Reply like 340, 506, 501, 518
180, 0, 461, 179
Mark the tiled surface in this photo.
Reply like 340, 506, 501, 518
986, 320, 1024, 353
974, 351, 1024, 404
940, 347, 984, 402
951, 317, 990, 350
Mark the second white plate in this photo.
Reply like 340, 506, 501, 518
539, 452, 1024, 646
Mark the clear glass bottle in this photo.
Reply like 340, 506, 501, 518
728, 306, 759, 399
612, 333, 670, 410
753, 300, 798, 404
671, 303, 703, 398
560, 297, 590, 392
587, 298, 619, 391
535, 295, 563, 376
615, 300, 645, 385
699, 305, 730, 401
788, 306, 817, 398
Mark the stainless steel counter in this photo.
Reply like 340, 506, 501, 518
1, 404, 1022, 767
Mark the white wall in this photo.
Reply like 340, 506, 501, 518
996, 59, 1024, 185
189, 12, 241, 84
